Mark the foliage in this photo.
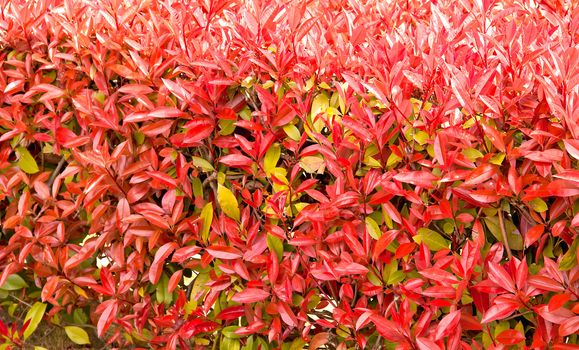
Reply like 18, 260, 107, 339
0, 0, 578, 349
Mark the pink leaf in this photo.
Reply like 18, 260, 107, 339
232, 288, 270, 303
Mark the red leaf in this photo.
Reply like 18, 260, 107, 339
370, 315, 405, 342
496, 329, 525, 345
206, 246, 243, 260
219, 154, 253, 168
422, 286, 456, 299
149, 242, 178, 284
309, 332, 329, 349
487, 262, 515, 293
97, 301, 118, 337
482, 124, 506, 152
464, 163, 496, 186
559, 316, 579, 337
167, 270, 183, 293
525, 225, 545, 247
277, 302, 297, 327
141, 120, 174, 137
216, 306, 245, 320
435, 310, 460, 340
563, 139, 579, 160
373, 230, 399, 260
100, 267, 115, 296
548, 293, 571, 312
481, 302, 518, 323
148, 107, 183, 119
419, 268, 459, 285
232, 288, 269, 303
394, 242, 417, 259
147, 171, 178, 188
41, 276, 59, 302
180, 119, 214, 144
56, 127, 90, 148
171, 246, 202, 263
528, 276, 565, 292
546, 180, 579, 197
416, 337, 442, 350
393, 171, 438, 189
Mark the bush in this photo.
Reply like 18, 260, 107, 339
0, 0, 578, 349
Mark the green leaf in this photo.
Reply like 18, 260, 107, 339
483, 217, 524, 250
200, 203, 213, 243
16, 147, 39, 174
559, 238, 578, 271
23, 302, 47, 339
463, 147, 484, 162
155, 273, 172, 304
223, 325, 243, 339
264, 143, 281, 176
283, 125, 301, 141
217, 184, 240, 221
413, 228, 450, 251
289, 338, 306, 350
365, 217, 382, 240
221, 337, 241, 350
190, 272, 209, 305
529, 198, 548, 213
0, 274, 28, 291
413, 130, 429, 145
219, 119, 236, 136
387, 270, 406, 285
192, 156, 215, 172
267, 234, 283, 262
133, 131, 145, 145
64, 326, 91, 345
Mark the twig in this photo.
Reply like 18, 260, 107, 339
498, 208, 513, 260
10, 294, 32, 308
47, 157, 66, 188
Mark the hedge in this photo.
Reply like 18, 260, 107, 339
0, 0, 578, 349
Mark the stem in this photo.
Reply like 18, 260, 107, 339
47, 157, 66, 188
10, 294, 32, 308
498, 208, 513, 260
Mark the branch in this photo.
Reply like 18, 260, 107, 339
47, 157, 66, 188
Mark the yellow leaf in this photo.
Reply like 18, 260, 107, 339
217, 184, 240, 221
200, 203, 213, 243
310, 93, 329, 133
23, 302, 46, 339
305, 76, 315, 91
64, 326, 90, 345
271, 167, 289, 193
387, 152, 402, 167
16, 146, 39, 174
365, 217, 382, 240
264, 143, 281, 176
490, 152, 505, 165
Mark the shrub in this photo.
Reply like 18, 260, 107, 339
0, 0, 578, 349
